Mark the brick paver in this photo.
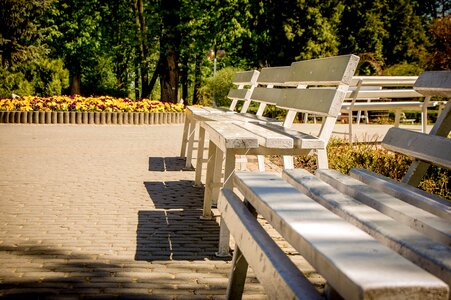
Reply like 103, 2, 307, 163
0, 124, 321, 299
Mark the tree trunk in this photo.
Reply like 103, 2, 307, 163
133, 0, 150, 98
71, 72, 81, 95
159, 0, 181, 103
192, 55, 202, 105
148, 58, 161, 98
160, 48, 178, 102
180, 55, 189, 103
70, 60, 81, 95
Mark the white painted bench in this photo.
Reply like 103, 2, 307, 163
199, 55, 360, 256
341, 75, 447, 141
218, 71, 451, 299
180, 70, 260, 169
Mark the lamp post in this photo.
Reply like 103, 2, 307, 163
207, 49, 225, 107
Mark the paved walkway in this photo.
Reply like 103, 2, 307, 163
0, 122, 427, 299
0, 124, 265, 299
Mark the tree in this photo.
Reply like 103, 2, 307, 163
427, 15, 451, 69
0, 0, 53, 68
159, 0, 181, 102
45, 0, 104, 94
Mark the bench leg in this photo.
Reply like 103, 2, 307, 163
394, 110, 401, 127
211, 148, 225, 207
194, 126, 206, 187
201, 141, 217, 219
226, 246, 248, 300
283, 155, 294, 169
317, 149, 329, 169
348, 113, 353, 143
185, 118, 197, 169
226, 199, 258, 298
217, 150, 236, 257
257, 155, 265, 171
180, 115, 190, 158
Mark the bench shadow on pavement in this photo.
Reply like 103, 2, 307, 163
0, 243, 229, 298
148, 157, 189, 172
138, 167, 222, 260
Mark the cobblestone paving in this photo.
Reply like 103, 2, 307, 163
0, 124, 322, 299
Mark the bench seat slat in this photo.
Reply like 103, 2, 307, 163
234, 122, 293, 148
218, 189, 322, 300
201, 122, 259, 151
257, 123, 325, 149
232, 171, 448, 300
283, 168, 451, 286
383, 127, 451, 169
350, 168, 451, 220
316, 169, 451, 246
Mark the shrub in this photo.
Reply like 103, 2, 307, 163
197, 67, 240, 107
271, 138, 449, 199
0, 58, 69, 97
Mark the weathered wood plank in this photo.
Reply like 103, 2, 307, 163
257, 66, 294, 86
351, 76, 418, 87
227, 88, 252, 100
218, 189, 322, 300
316, 169, 451, 246
231, 70, 260, 85
342, 101, 444, 111
233, 122, 294, 148
233, 171, 449, 300
283, 168, 451, 286
414, 71, 451, 97
345, 88, 423, 99
382, 127, 451, 169
256, 122, 325, 149
350, 168, 451, 220
288, 54, 360, 85
200, 121, 259, 152
279, 88, 347, 117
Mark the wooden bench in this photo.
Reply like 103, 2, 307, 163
217, 71, 450, 299
180, 70, 260, 169
198, 54, 360, 256
341, 75, 447, 141
190, 66, 301, 188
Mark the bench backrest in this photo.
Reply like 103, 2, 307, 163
251, 55, 359, 114
414, 71, 451, 98
227, 70, 260, 112
253, 55, 360, 141
346, 76, 423, 101
382, 71, 451, 186
248, 66, 295, 117
382, 127, 451, 169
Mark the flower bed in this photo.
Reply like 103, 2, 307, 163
0, 95, 185, 113
0, 96, 186, 125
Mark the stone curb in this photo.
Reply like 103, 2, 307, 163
0, 111, 185, 125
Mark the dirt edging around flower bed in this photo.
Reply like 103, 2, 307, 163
0, 111, 185, 125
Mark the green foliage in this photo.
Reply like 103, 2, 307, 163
0, 67, 34, 97
0, 0, 53, 68
197, 67, 239, 107
81, 55, 126, 97
382, 62, 424, 76
0, 58, 69, 97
